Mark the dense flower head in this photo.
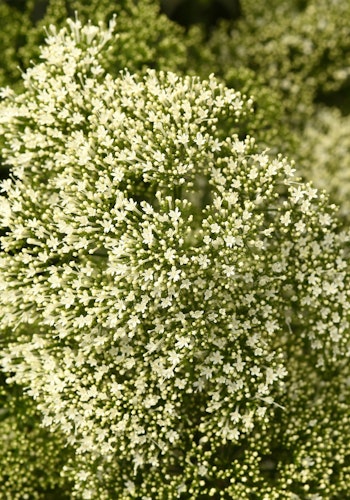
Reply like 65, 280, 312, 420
0, 17, 350, 499
0, 0, 197, 187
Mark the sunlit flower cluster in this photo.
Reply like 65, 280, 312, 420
0, 15, 349, 499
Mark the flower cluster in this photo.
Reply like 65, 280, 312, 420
0, 14, 350, 500
193, 0, 350, 223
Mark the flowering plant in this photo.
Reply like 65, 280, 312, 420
0, 12, 349, 500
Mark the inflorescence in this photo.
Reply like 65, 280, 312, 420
0, 15, 349, 499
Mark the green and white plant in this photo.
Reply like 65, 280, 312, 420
0, 16, 349, 500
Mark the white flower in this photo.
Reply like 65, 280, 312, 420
0, 14, 349, 500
